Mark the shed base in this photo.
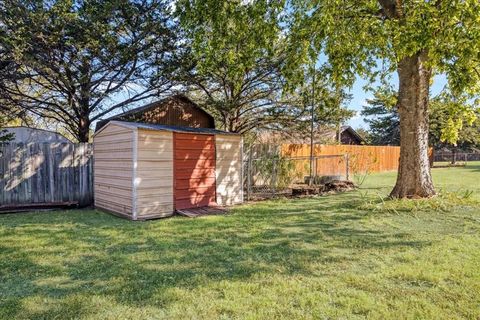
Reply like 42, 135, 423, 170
95, 206, 175, 221
176, 206, 228, 218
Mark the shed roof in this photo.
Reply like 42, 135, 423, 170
95, 120, 241, 137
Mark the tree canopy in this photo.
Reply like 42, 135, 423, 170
292, 67, 354, 141
286, 0, 480, 198
0, 0, 180, 142
287, 0, 480, 91
176, 0, 293, 133
429, 94, 480, 150
362, 87, 479, 149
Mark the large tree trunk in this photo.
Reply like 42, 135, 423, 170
451, 147, 456, 165
77, 116, 90, 143
390, 51, 436, 198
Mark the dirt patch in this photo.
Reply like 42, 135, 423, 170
291, 180, 356, 197
324, 180, 356, 193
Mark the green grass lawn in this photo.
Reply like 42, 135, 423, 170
1, 164, 479, 319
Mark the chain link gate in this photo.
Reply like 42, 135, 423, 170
243, 145, 349, 201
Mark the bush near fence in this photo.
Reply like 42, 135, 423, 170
243, 144, 351, 200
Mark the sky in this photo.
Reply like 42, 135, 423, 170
346, 73, 448, 129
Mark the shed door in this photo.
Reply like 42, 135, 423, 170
174, 133, 216, 210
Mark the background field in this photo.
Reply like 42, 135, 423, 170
1, 164, 479, 319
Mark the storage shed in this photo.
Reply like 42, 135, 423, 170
93, 120, 243, 220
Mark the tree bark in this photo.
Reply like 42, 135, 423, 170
77, 116, 90, 143
390, 51, 436, 198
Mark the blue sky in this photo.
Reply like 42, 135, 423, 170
346, 73, 448, 129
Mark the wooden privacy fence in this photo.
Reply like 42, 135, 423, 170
281, 144, 434, 175
0, 143, 93, 210
282, 144, 401, 174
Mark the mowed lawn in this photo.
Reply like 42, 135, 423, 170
1, 164, 479, 319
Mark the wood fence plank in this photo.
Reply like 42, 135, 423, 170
281, 144, 433, 177
0, 142, 93, 209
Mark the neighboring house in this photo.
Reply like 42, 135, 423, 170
95, 94, 215, 132
337, 126, 366, 145
308, 125, 365, 145
3, 127, 71, 143
256, 125, 366, 145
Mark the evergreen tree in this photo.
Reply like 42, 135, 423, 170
0, 0, 180, 142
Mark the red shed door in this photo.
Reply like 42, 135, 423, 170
174, 133, 217, 210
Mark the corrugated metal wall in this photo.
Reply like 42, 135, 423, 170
94, 124, 243, 219
215, 135, 243, 205
94, 123, 134, 216
173, 133, 217, 210
135, 129, 174, 218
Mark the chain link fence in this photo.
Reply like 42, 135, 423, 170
433, 152, 480, 165
243, 145, 349, 200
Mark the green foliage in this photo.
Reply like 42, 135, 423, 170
361, 86, 400, 145
287, 1, 480, 94
429, 94, 479, 146
0, 112, 14, 142
255, 153, 304, 188
178, 0, 284, 84
0, 0, 179, 141
0, 129, 14, 142
292, 67, 355, 138
176, 0, 291, 133
362, 87, 480, 148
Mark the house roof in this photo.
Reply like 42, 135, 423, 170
95, 94, 214, 132
340, 125, 365, 143
94, 120, 241, 137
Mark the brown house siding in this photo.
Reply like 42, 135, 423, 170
95, 95, 215, 132
121, 99, 214, 128
340, 131, 363, 145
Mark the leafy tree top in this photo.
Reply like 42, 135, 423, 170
178, 0, 285, 85
287, 0, 480, 94
0, 0, 179, 142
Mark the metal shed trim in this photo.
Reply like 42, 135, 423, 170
132, 128, 138, 220
92, 121, 135, 138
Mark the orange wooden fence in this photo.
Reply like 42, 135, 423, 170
281, 144, 433, 175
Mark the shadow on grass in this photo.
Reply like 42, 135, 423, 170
466, 164, 480, 172
0, 194, 433, 318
